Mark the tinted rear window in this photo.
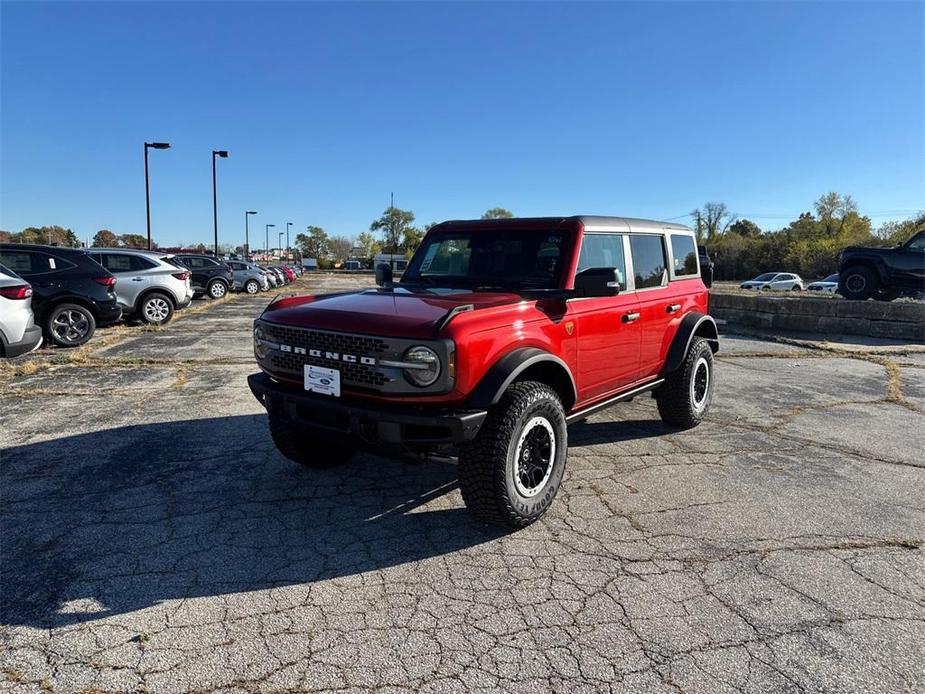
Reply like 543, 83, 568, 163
629, 235, 667, 289
669, 234, 698, 277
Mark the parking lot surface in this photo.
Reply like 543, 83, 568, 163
2, 276, 924, 694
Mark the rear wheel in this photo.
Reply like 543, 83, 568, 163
839, 266, 878, 300
45, 303, 96, 348
138, 292, 174, 325
458, 381, 567, 529
268, 413, 355, 468
207, 279, 228, 299
656, 337, 715, 429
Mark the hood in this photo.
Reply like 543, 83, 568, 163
261, 287, 524, 337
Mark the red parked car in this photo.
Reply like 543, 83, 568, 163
249, 216, 718, 527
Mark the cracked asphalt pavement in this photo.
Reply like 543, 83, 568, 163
2, 276, 924, 693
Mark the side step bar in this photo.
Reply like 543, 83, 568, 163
565, 378, 664, 425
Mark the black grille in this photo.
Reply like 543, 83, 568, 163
263, 324, 389, 355
263, 323, 392, 388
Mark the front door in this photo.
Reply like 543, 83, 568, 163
572, 233, 641, 402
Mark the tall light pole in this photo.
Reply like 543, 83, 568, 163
265, 224, 275, 262
212, 150, 229, 257
278, 232, 285, 259
245, 211, 257, 260
286, 222, 293, 261
144, 141, 170, 250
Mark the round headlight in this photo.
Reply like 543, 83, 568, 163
402, 345, 441, 387
254, 325, 269, 359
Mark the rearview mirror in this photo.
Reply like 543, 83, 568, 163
375, 263, 393, 287
574, 267, 621, 297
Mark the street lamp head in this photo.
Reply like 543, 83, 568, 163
246, 210, 257, 215
267, 223, 275, 228
214, 150, 229, 158
147, 142, 171, 149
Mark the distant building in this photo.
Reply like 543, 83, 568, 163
302, 258, 318, 271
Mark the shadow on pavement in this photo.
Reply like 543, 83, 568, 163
1, 415, 503, 629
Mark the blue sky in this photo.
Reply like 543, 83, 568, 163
1, 1, 922, 248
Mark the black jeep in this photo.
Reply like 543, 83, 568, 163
837, 230, 925, 301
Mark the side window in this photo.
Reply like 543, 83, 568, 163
0, 251, 38, 274
576, 233, 626, 286
202, 257, 221, 267
185, 257, 205, 268
669, 234, 698, 278
907, 233, 925, 251
101, 254, 134, 272
629, 235, 668, 289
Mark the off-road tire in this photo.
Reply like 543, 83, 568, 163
245, 279, 260, 294
656, 337, 714, 429
45, 303, 96, 348
268, 413, 355, 468
138, 291, 174, 325
458, 381, 568, 529
839, 265, 878, 300
207, 279, 228, 299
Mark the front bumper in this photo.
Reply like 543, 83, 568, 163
248, 371, 486, 451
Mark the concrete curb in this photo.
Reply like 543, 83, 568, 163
710, 292, 925, 341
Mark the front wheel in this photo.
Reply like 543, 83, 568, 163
207, 279, 228, 299
268, 413, 355, 468
244, 279, 260, 294
459, 381, 567, 529
656, 337, 715, 429
45, 303, 96, 348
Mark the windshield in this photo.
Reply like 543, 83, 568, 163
753, 273, 777, 281
402, 229, 570, 290
823, 274, 839, 283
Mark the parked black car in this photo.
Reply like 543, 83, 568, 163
0, 244, 122, 347
838, 230, 925, 300
171, 254, 234, 299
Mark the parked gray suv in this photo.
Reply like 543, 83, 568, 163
227, 260, 270, 294
88, 249, 193, 325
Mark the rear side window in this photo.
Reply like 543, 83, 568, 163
99, 254, 157, 271
629, 235, 668, 289
577, 233, 626, 286
669, 234, 698, 278
0, 251, 37, 274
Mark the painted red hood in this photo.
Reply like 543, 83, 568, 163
261, 288, 523, 337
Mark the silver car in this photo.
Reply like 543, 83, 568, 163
88, 249, 193, 325
739, 272, 804, 291
227, 260, 270, 294
0, 261, 43, 357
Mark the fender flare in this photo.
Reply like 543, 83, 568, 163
467, 347, 577, 410
661, 313, 719, 376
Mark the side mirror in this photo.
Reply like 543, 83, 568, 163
574, 267, 621, 297
375, 263, 393, 287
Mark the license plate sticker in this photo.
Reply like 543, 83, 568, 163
304, 365, 341, 397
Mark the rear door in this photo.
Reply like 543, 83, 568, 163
628, 234, 676, 380
94, 252, 151, 309
572, 232, 641, 402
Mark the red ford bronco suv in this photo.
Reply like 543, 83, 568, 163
249, 216, 718, 528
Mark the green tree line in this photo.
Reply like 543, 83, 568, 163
697, 193, 923, 281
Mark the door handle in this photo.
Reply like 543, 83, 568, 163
666, 303, 681, 313
131, 277, 144, 282
622, 312, 640, 323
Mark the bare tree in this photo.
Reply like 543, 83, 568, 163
690, 202, 736, 242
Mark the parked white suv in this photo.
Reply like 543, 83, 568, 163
88, 249, 193, 325
740, 272, 804, 291
0, 261, 43, 357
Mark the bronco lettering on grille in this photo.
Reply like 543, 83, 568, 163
277, 342, 376, 365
